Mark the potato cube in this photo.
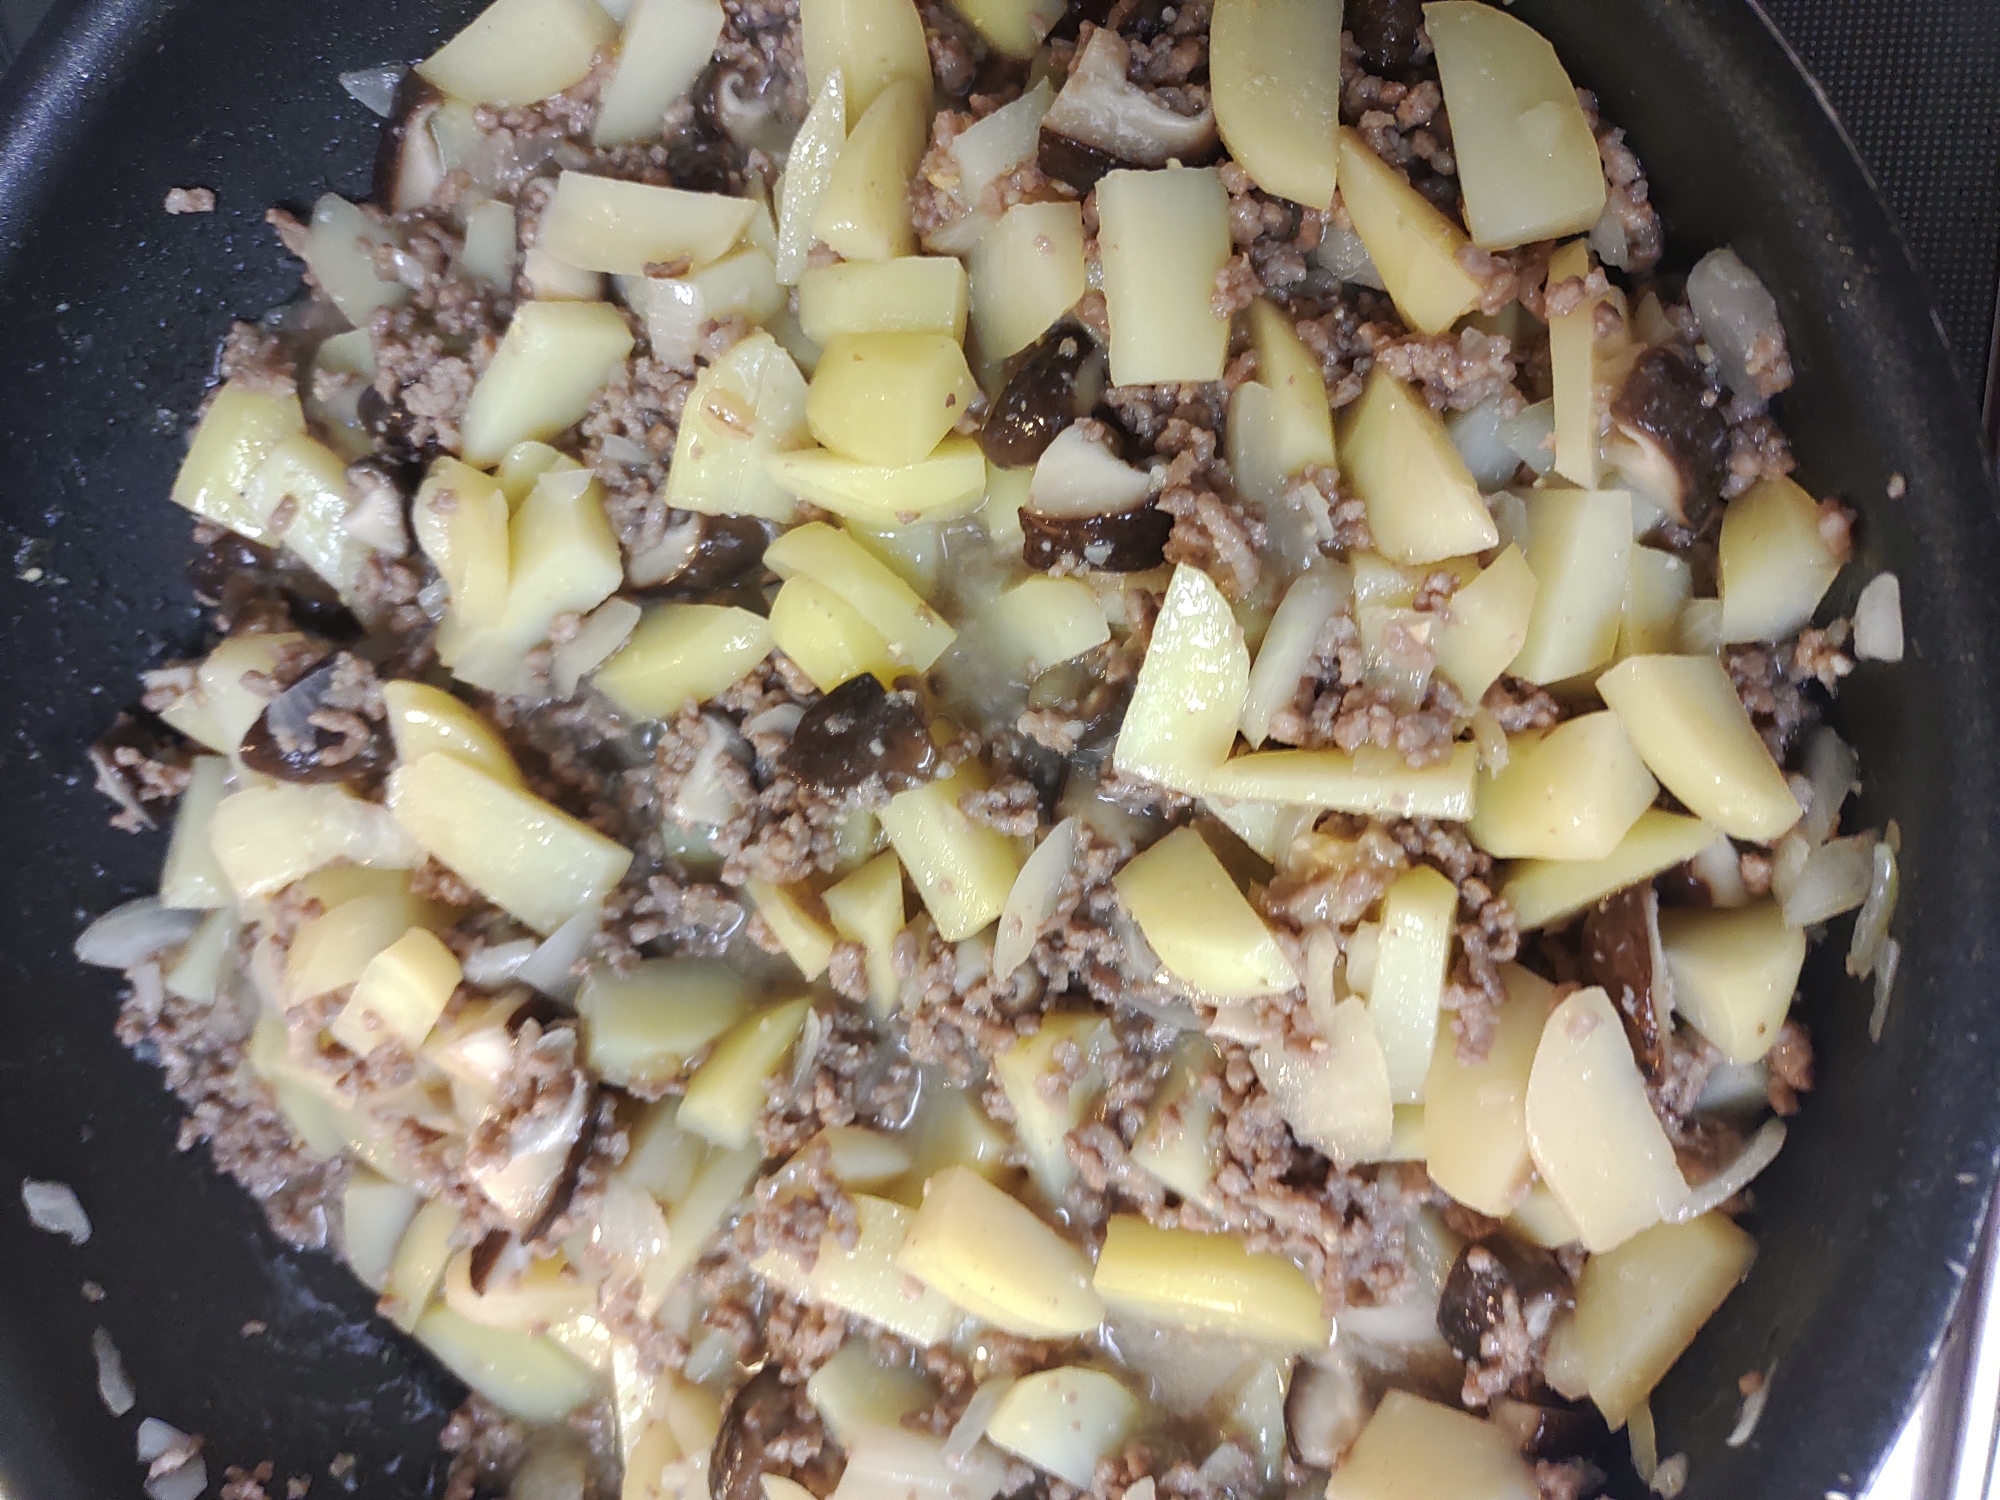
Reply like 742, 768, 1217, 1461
776, 74, 847, 286
417, 0, 614, 105
158, 756, 230, 910
1093, 1216, 1329, 1349
1468, 712, 1659, 861
1597, 655, 1801, 841
286, 890, 446, 1003
153, 631, 310, 756
1433, 544, 1538, 701
540, 172, 758, 276
298, 195, 408, 327
246, 433, 369, 596
1620, 547, 1693, 659
342, 1170, 423, 1293
1339, 369, 1497, 566
769, 576, 901, 692
1502, 810, 1719, 931
1335, 129, 1481, 335
1237, 298, 1337, 485
1424, 964, 1552, 1216
651, 1143, 762, 1291
665, 331, 814, 523
806, 333, 980, 468
968, 201, 1089, 361
460, 301, 635, 466
163, 908, 238, 1003
414, 1307, 599, 1423
1426, 2, 1606, 250
1114, 564, 1250, 795
745, 880, 839, 981
1573, 1212, 1757, 1428
639, 246, 785, 368
994, 1013, 1112, 1200
1204, 743, 1479, 820
1115, 827, 1298, 999
987, 576, 1111, 677
768, 438, 988, 529
1096, 168, 1232, 385
1509, 1179, 1582, 1250
576, 959, 748, 1089
330, 927, 464, 1055
1253, 997, 1394, 1165
1210, 0, 1341, 209
1369, 864, 1458, 1102
813, 81, 930, 262
1509, 487, 1633, 685
945, 0, 1063, 57
1240, 569, 1345, 747
754, 1193, 962, 1345
678, 998, 814, 1149
807, 1342, 939, 1444
593, 0, 726, 147
823, 851, 907, 1013
495, 440, 580, 506
1526, 988, 1687, 1252
1131, 1035, 1223, 1207
593, 604, 774, 721
766, 522, 957, 669
382, 680, 523, 785
987, 1368, 1143, 1487
880, 758, 1023, 940
387, 753, 634, 934
383, 1197, 462, 1332
799, 258, 970, 343
170, 381, 305, 540
414, 458, 513, 630
209, 785, 424, 900
1546, 242, 1616, 488
1718, 475, 1842, 643
1325, 1390, 1536, 1500
802, 0, 932, 122
1658, 902, 1807, 1064
896, 1165, 1105, 1336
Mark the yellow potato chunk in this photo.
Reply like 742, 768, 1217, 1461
768, 576, 900, 692
1210, 0, 1341, 209
1253, 997, 1393, 1165
1508, 486, 1633, 684
381, 680, 523, 785
1658, 902, 1807, 1064
806, 333, 980, 468
945, 0, 1063, 57
993, 1013, 1111, 1199
776, 73, 847, 286
1115, 826, 1298, 999
329, 927, 464, 1055
540, 171, 757, 276
1096, 167, 1233, 385
1093, 1216, 1329, 1349
1369, 864, 1458, 1102
987, 576, 1111, 677
1573, 1212, 1757, 1429
1335, 128, 1481, 335
1546, 241, 1615, 488
414, 1307, 599, 1423
766, 522, 957, 669
667, 331, 814, 523
286, 889, 450, 1004
1114, 563, 1250, 795
880, 758, 1023, 941
651, 1143, 761, 1291
417, 0, 615, 106
158, 757, 230, 909
823, 851, 906, 1013
414, 458, 513, 630
1234, 299, 1338, 502
1468, 712, 1659, 861
678, 998, 814, 1150
382, 1197, 463, 1332
1526, 987, 1687, 1253
898, 1166, 1103, 1335
153, 631, 309, 756
1619, 547, 1694, 660
1205, 743, 1479, 820
1131, 1035, 1223, 1207
802, 0, 932, 121
594, 604, 775, 721
1718, 474, 1842, 643
769, 438, 989, 528
814, 80, 929, 262
1509, 1179, 1582, 1250
798, 258, 970, 343
807, 1342, 939, 1444
987, 1368, 1144, 1487
1429, 548, 1532, 701
387, 752, 634, 934
754, 1193, 962, 1345
1426, 2, 1606, 250
593, 0, 726, 147
968, 201, 1089, 361
1597, 654, 1801, 841
246, 433, 369, 596
342, 1170, 422, 1293
1325, 1390, 1536, 1500
460, 301, 634, 467
1502, 810, 1720, 931
1339, 368, 1498, 566
164, 910, 236, 1005
1424, 964, 1552, 1216
575, 959, 748, 1089
170, 380, 307, 539
638, 246, 785, 367
209, 785, 424, 899
745, 879, 839, 981
494, 440, 580, 505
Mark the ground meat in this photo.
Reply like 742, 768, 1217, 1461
216, 320, 295, 396
1447, 877, 1518, 1061
580, 352, 695, 547
1722, 400, 1796, 498
439, 1395, 530, 1500
1367, 326, 1518, 413
1481, 677, 1562, 733
1263, 608, 1466, 766
739, 1137, 858, 1268
1766, 1018, 1815, 1115
1591, 124, 1663, 275
961, 775, 1044, 836
166, 186, 217, 215
1726, 641, 1821, 760
758, 1005, 920, 1156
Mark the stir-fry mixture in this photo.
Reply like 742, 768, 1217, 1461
75, 0, 1911, 1494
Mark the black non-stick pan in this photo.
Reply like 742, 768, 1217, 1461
0, 2, 1996, 1497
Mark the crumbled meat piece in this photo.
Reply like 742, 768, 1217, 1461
439, 1396, 530, 1500
1766, 1018, 1814, 1115
165, 186, 217, 215
739, 1136, 858, 1269
758, 1005, 919, 1156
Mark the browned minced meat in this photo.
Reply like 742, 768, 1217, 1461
579, 354, 695, 555
1535, 1459, 1605, 1500
960, 775, 1043, 836
737, 1136, 858, 1268
759, 1004, 922, 1156
166, 186, 217, 214
1481, 677, 1563, 733
1366, 325, 1519, 414
439, 1395, 531, 1500
1766, 1018, 1816, 1116
1099, 382, 1268, 600
216, 319, 296, 396
1263, 607, 1467, 767
1218, 161, 1325, 299
1727, 632, 1854, 760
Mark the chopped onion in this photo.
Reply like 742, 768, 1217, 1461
1778, 833, 1875, 928
1799, 728, 1857, 846
462, 938, 536, 989
1869, 938, 1902, 1043
145, 1458, 208, 1500
553, 598, 642, 699
672, 715, 753, 827
951, 81, 1052, 208
22, 1178, 92, 1244
137, 1419, 206, 1500
338, 65, 405, 118
740, 703, 805, 739
1695, 1061, 1769, 1115
1687, 835, 1749, 908
136, 1418, 183, 1463
1670, 1118, 1785, 1222
1726, 1366, 1775, 1448
1854, 572, 1904, 662
1651, 1454, 1689, 1498
1686, 247, 1785, 405
943, 1377, 1015, 1464
1846, 840, 1899, 980
514, 901, 603, 1002
830, 1425, 1006, 1500
1628, 1400, 1658, 1485
74, 898, 202, 970
1495, 399, 1556, 476
1448, 396, 1527, 491
1470, 708, 1510, 773
1768, 832, 1810, 906
626, 518, 703, 588
93, 1327, 135, 1416
993, 817, 1078, 979
1312, 223, 1385, 290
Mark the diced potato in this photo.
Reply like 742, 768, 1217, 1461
826, 1427, 1007, 1500
639, 247, 785, 368
1224, 1357, 1292, 1483
494, 440, 580, 505
981, 461, 1031, 546
1335, 129, 1481, 335
1510, 1178, 1582, 1250
770, 440, 988, 530
1132, 1035, 1223, 1207
328, 927, 464, 1056
880, 758, 1023, 941
1324, 1390, 1537, 1500
808, 1342, 939, 1444
814, 81, 929, 262
244, 433, 368, 595
576, 960, 748, 1089
1434, 544, 1538, 700
286, 890, 449, 1004
678, 998, 814, 1149
1094, 1216, 1329, 1349
1205, 743, 1479, 820
754, 1193, 962, 1344
209, 785, 424, 899
769, 576, 901, 692
1468, 712, 1658, 861
899, 1086, 1012, 1201
665, 331, 813, 523
1718, 475, 1841, 643
1509, 487, 1633, 685
1424, 964, 1551, 1216
541, 171, 757, 276
387, 752, 634, 933
171, 382, 307, 539
823, 851, 906, 1013
297, 195, 408, 328
1233, 299, 1338, 496
812, 1126, 915, 1189
1658, 902, 1807, 1064
1115, 827, 1298, 999
1096, 167, 1232, 385
1620, 547, 1693, 659
593, 604, 774, 721
897, 1166, 1104, 1336
1253, 997, 1393, 1165
1426, 2, 1606, 250
945, 0, 1062, 57
1369, 865, 1458, 1102
415, 1306, 599, 1422
1114, 564, 1250, 795
414, 458, 513, 630
343, 1169, 423, 1292
164, 908, 238, 1003
987, 1368, 1143, 1487
158, 756, 230, 909
745, 879, 839, 981
987, 576, 1110, 678
994, 1013, 1111, 1200
1574, 1212, 1757, 1428
1502, 810, 1719, 931
593, 0, 725, 146
1210, 0, 1341, 209
418, 0, 614, 105
799, 258, 970, 343
968, 201, 1089, 362
153, 631, 310, 756
766, 522, 957, 669
1525, 987, 1687, 1253
460, 301, 635, 466
1545, 242, 1614, 488
776, 73, 846, 286
1597, 655, 1801, 841
651, 1143, 762, 1292
802, 0, 932, 122
443, 1243, 594, 1331
807, 333, 980, 468
382, 681, 523, 785
1339, 369, 1497, 566
383, 1197, 461, 1332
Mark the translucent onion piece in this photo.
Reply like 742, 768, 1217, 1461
22, 1179, 92, 1243
463, 938, 536, 989
1686, 247, 1785, 405
1311, 223, 1383, 290
943, 1378, 1016, 1464
1669, 1117, 1785, 1223
1854, 572, 1904, 662
514, 900, 604, 1002
1799, 728, 1857, 846
75, 898, 203, 970
93, 1327, 136, 1416
1869, 938, 1902, 1043
339, 64, 406, 118
1779, 833, 1875, 928
1726, 1366, 1775, 1448
1846, 839, 1899, 980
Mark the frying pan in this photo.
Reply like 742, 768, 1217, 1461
0, 1, 1995, 1497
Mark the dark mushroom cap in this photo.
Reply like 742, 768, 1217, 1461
980, 327, 1098, 469
1022, 505, 1173, 573
1610, 345, 1731, 530
1037, 128, 1133, 194
710, 1366, 840, 1500
784, 674, 940, 795
1488, 1395, 1608, 1462
1579, 884, 1669, 1083
238, 654, 392, 785
1436, 1238, 1572, 1365
1347, 0, 1426, 73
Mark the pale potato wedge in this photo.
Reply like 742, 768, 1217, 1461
1502, 810, 1719, 931
802, 0, 932, 121
170, 381, 306, 541
814, 80, 930, 261
1093, 1216, 1329, 1349
1115, 826, 1298, 999
1335, 128, 1481, 335
945, 0, 1064, 57
1510, 487, 1633, 685
768, 437, 989, 528
1339, 368, 1497, 566
1204, 743, 1478, 820
806, 332, 979, 468
576, 960, 748, 1089
987, 1368, 1144, 1487
1424, 964, 1552, 1216
824, 851, 907, 1013
879, 758, 1023, 941
744, 879, 839, 982
1369, 864, 1459, 1102
418, 0, 615, 106
1433, 544, 1538, 701
414, 1307, 599, 1424
381, 681, 523, 785
776, 72, 847, 285
593, 604, 775, 720
798, 257, 970, 343
1210, 0, 1342, 209
768, 576, 901, 692
593, 0, 726, 147
753, 1194, 962, 1345
1253, 997, 1394, 1165
765, 522, 957, 670
460, 301, 635, 466
540, 171, 758, 276
1096, 167, 1233, 385
1113, 563, 1251, 795
993, 1013, 1111, 1199
1325, 1390, 1537, 1500
897, 1166, 1104, 1336
1467, 712, 1659, 861
664, 331, 814, 524
1718, 474, 1841, 643
968, 201, 1089, 362
1658, 901, 1807, 1064
157, 756, 231, 909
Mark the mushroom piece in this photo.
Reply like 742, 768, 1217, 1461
1037, 27, 1219, 191
784, 674, 940, 795
1346, 0, 1426, 73
980, 326, 1102, 469
186, 531, 363, 638
629, 513, 770, 594
1604, 345, 1731, 531
89, 711, 193, 831
1578, 883, 1672, 1083
1285, 1352, 1372, 1468
1020, 420, 1172, 573
1487, 1396, 1607, 1463
373, 73, 446, 214
238, 654, 392, 785
711, 1365, 840, 1500
1435, 1238, 1573, 1367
